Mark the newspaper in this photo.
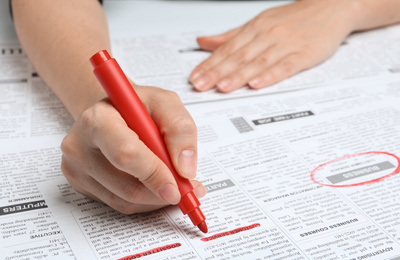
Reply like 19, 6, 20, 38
2, 21, 400, 260
38, 77, 400, 260
0, 44, 75, 259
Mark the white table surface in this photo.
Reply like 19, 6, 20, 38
0, 1, 291, 43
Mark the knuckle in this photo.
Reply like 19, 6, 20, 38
255, 55, 269, 67
79, 108, 100, 138
135, 156, 170, 190
196, 58, 214, 72
139, 157, 164, 186
207, 69, 223, 81
79, 107, 97, 129
161, 89, 181, 102
232, 71, 247, 84
79, 102, 110, 133
216, 43, 235, 57
245, 14, 272, 32
280, 58, 296, 74
169, 115, 197, 135
196, 62, 209, 72
149, 89, 182, 110
60, 157, 75, 180
121, 186, 140, 202
247, 17, 265, 31
230, 50, 249, 65
269, 24, 291, 37
60, 134, 74, 156
118, 207, 135, 215
116, 201, 138, 215
111, 143, 138, 170
266, 70, 278, 84
111, 198, 137, 215
257, 32, 271, 43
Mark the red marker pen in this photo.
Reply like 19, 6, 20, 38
90, 50, 207, 233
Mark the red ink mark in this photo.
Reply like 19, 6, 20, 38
118, 243, 181, 260
201, 223, 260, 242
311, 151, 400, 187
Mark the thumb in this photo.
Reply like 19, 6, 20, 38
197, 26, 242, 51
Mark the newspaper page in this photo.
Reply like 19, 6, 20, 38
0, 44, 75, 259
2, 18, 400, 260
111, 24, 400, 105
39, 75, 400, 260
0, 44, 74, 140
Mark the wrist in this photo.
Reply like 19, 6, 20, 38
349, 0, 400, 31
299, 0, 363, 36
332, 0, 364, 34
68, 78, 108, 121
349, 0, 373, 31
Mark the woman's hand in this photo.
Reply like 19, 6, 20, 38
189, 0, 360, 92
60, 84, 206, 214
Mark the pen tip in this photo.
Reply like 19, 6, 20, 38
197, 222, 208, 233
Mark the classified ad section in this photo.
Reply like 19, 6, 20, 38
0, 44, 76, 259
0, 144, 75, 259
193, 134, 400, 259
186, 78, 400, 259
38, 76, 400, 259
0, 137, 73, 253
0, 44, 74, 141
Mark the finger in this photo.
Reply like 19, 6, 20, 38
61, 148, 167, 210
74, 179, 165, 214
191, 180, 207, 199
86, 159, 168, 206
190, 30, 254, 91
83, 101, 181, 205
248, 52, 312, 89
82, 179, 205, 215
213, 42, 290, 92
140, 87, 198, 180
71, 152, 207, 214
61, 155, 101, 202
194, 36, 275, 93
196, 26, 242, 51
66, 158, 207, 214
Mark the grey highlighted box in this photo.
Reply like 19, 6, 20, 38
0, 200, 48, 216
327, 161, 395, 184
252, 110, 314, 125
205, 179, 235, 193
230, 117, 254, 133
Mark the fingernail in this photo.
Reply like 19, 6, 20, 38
248, 76, 263, 88
159, 183, 181, 205
190, 68, 204, 81
217, 78, 232, 91
194, 185, 207, 199
178, 150, 197, 179
193, 75, 210, 90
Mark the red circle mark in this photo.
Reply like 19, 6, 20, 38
310, 151, 400, 187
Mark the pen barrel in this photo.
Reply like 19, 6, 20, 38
90, 51, 202, 220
